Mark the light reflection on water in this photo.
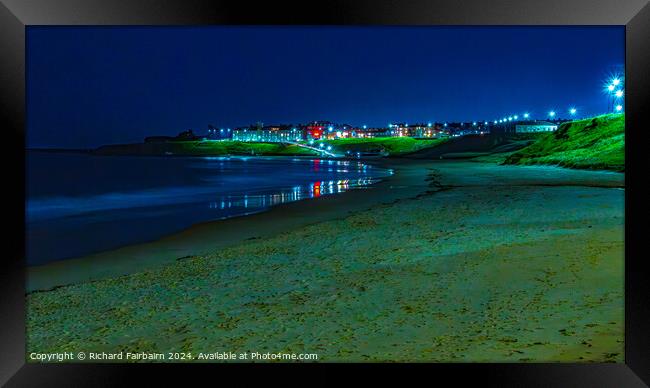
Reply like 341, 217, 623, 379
27, 153, 392, 265
207, 177, 376, 210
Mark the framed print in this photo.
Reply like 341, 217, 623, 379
1, 0, 649, 386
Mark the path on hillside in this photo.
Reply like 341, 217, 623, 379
405, 134, 533, 159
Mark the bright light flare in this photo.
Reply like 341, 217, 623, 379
615, 105, 623, 111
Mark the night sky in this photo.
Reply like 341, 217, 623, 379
27, 26, 624, 148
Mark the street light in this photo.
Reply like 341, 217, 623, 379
615, 105, 623, 112
612, 78, 621, 86
513, 115, 518, 120
549, 111, 556, 118
615, 90, 624, 98
569, 108, 577, 116
523, 113, 529, 119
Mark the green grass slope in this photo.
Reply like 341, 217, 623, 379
94, 141, 320, 157
172, 141, 320, 156
321, 137, 448, 156
503, 113, 624, 171
94, 137, 448, 157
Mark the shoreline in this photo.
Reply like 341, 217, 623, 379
27, 157, 436, 292
27, 158, 624, 293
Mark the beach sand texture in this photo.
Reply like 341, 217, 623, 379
26, 161, 624, 362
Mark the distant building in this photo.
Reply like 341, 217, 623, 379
302, 121, 336, 140
515, 121, 559, 133
322, 123, 356, 139
174, 129, 199, 141
354, 127, 391, 138
388, 123, 413, 137
232, 124, 302, 142
412, 124, 445, 138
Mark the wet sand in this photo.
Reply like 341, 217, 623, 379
26, 160, 624, 362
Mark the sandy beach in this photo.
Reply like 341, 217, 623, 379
26, 159, 624, 362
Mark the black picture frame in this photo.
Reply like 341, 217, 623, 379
1, 0, 649, 386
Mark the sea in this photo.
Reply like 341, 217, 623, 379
26, 151, 392, 265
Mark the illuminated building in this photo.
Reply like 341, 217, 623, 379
515, 120, 558, 133
232, 124, 302, 142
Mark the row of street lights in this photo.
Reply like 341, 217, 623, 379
493, 108, 574, 124
605, 76, 624, 113
491, 75, 624, 125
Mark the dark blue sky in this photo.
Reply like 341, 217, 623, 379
27, 26, 624, 148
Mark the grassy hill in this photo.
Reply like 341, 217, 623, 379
94, 137, 449, 157
503, 113, 624, 171
321, 137, 448, 156
171, 141, 321, 156
94, 140, 320, 157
